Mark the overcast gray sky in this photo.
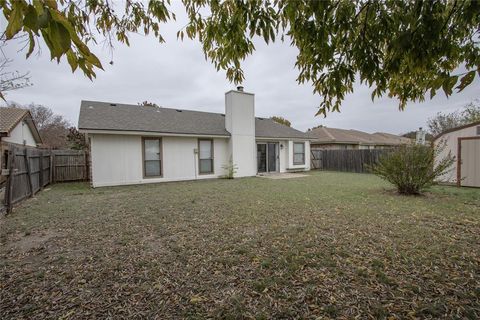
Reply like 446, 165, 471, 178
2, 3, 479, 134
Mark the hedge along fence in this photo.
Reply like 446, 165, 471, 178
2, 144, 89, 214
310, 149, 391, 173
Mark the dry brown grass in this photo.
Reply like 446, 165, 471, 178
1, 171, 479, 319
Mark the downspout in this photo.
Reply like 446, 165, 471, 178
193, 147, 198, 179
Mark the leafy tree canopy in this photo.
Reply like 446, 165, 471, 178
427, 99, 480, 136
2, 0, 480, 115
138, 101, 160, 107
66, 127, 88, 150
270, 115, 291, 127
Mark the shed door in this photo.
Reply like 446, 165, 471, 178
460, 138, 480, 187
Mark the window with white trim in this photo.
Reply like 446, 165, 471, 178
198, 139, 214, 174
293, 142, 305, 165
143, 138, 162, 177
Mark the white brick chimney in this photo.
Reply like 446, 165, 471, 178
225, 87, 256, 177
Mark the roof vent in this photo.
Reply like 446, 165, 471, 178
110, 103, 117, 106
176, 109, 183, 112
237, 86, 244, 92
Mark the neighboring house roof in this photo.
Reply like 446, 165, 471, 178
0, 107, 42, 143
433, 120, 480, 141
308, 126, 410, 146
308, 126, 371, 144
78, 100, 311, 139
372, 132, 412, 145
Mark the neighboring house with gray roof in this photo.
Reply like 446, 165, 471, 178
1, 107, 42, 186
78, 88, 313, 187
307, 126, 411, 150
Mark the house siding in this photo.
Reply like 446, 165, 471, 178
434, 125, 479, 184
2, 121, 37, 147
287, 140, 311, 171
90, 134, 229, 187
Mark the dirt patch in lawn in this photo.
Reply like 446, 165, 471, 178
5, 229, 60, 253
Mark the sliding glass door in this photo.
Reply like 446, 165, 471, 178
257, 144, 267, 173
257, 143, 278, 173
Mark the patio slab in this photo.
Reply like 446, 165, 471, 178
257, 172, 309, 179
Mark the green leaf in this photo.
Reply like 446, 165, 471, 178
26, 31, 35, 59
5, 3, 24, 39
456, 71, 475, 92
85, 53, 103, 70
66, 49, 78, 72
37, 12, 50, 28
23, 5, 38, 30
45, 21, 71, 57
442, 76, 458, 97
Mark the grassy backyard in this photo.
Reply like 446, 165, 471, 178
1, 171, 479, 319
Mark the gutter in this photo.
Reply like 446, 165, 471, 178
80, 128, 231, 139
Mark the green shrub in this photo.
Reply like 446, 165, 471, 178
370, 144, 454, 195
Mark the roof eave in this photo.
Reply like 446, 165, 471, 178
80, 128, 231, 138
433, 120, 480, 141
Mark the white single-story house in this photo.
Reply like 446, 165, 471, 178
78, 88, 313, 187
434, 120, 480, 187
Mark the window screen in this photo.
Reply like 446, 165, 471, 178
143, 138, 161, 177
199, 139, 214, 174
293, 142, 305, 165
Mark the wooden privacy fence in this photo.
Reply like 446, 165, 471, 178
310, 149, 391, 173
4, 147, 52, 211
3, 145, 89, 213
52, 150, 89, 182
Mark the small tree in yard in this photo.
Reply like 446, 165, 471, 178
222, 157, 238, 179
370, 144, 454, 195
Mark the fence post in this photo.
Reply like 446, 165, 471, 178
24, 148, 33, 197
5, 146, 16, 214
39, 150, 44, 190
52, 152, 56, 183
84, 151, 88, 180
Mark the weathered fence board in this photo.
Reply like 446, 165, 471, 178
311, 149, 390, 173
2, 145, 89, 214
52, 150, 89, 182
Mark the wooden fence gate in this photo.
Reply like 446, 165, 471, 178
2, 145, 89, 213
310, 149, 390, 173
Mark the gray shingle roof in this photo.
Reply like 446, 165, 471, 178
255, 117, 313, 139
78, 100, 311, 139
